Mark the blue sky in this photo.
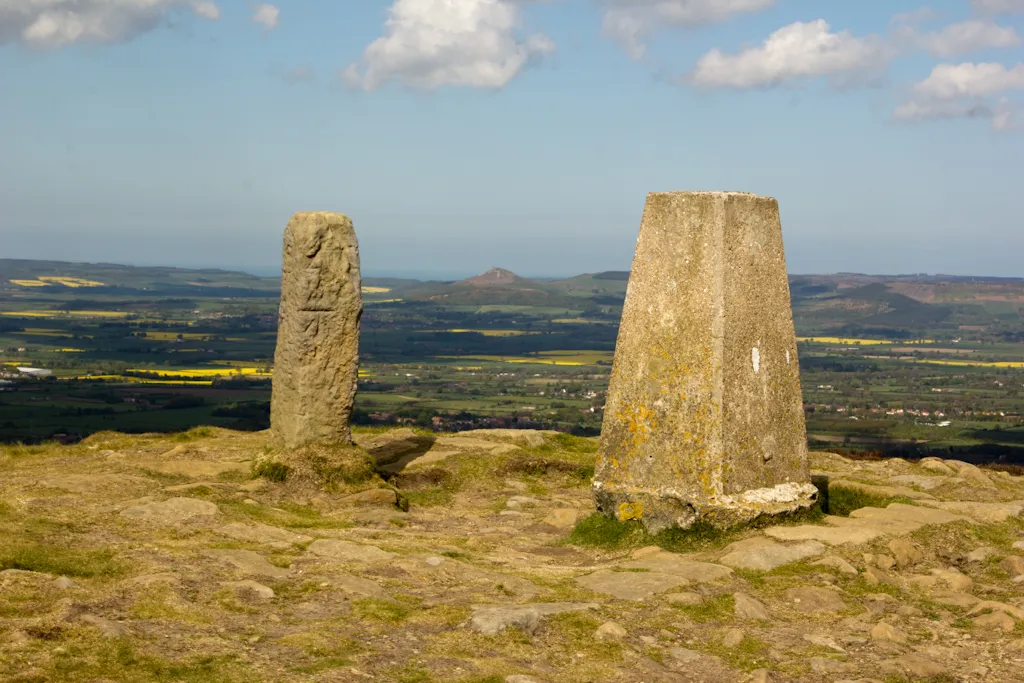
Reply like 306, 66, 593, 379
1, 0, 1023, 278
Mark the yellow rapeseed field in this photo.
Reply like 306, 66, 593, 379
905, 359, 1024, 369
797, 337, 936, 346
439, 350, 613, 366
126, 368, 273, 378
64, 374, 215, 386
444, 329, 540, 337
0, 310, 128, 319
21, 329, 75, 337
361, 286, 392, 294
10, 277, 104, 288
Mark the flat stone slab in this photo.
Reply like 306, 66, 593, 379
435, 436, 522, 454
202, 549, 289, 579
455, 429, 553, 448
575, 570, 690, 601
120, 497, 218, 524
619, 554, 733, 582
888, 475, 947, 491
215, 522, 312, 550
784, 586, 847, 613
766, 503, 969, 546
916, 500, 1024, 524
717, 537, 825, 571
469, 602, 597, 635
147, 460, 250, 479
542, 509, 579, 529
765, 523, 885, 546
36, 474, 156, 497
332, 573, 389, 600
306, 539, 397, 564
850, 503, 967, 526
394, 554, 544, 598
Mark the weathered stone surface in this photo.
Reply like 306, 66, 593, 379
575, 570, 690, 601
870, 621, 908, 643
917, 500, 1024, 524
542, 508, 579, 529
887, 539, 923, 568
79, 614, 127, 638
593, 192, 816, 532
306, 539, 396, 564
893, 653, 945, 678
1000, 556, 1024, 577
222, 580, 276, 600
271, 212, 362, 448
594, 621, 628, 641
215, 522, 311, 549
150, 460, 249, 479
721, 628, 745, 647
202, 549, 290, 579
784, 586, 846, 613
919, 458, 954, 475
620, 554, 733, 582
717, 537, 825, 572
665, 591, 704, 606
120, 497, 218, 524
733, 592, 770, 621
469, 603, 596, 635
811, 555, 858, 575
887, 475, 946, 491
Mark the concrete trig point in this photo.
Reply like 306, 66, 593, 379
594, 191, 817, 532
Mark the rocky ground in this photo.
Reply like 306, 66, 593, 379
1, 427, 1023, 682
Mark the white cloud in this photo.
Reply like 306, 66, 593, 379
601, 0, 775, 60
895, 62, 1024, 131
906, 19, 1020, 57
252, 3, 279, 31
688, 20, 892, 88
193, 2, 219, 20
913, 61, 1024, 98
0, 0, 220, 47
344, 0, 554, 91
971, 0, 1024, 14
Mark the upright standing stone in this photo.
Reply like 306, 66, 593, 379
594, 192, 817, 532
271, 212, 362, 448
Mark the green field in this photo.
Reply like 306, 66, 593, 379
1, 260, 1021, 464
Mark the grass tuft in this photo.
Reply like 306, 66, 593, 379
252, 460, 289, 483
0, 543, 124, 578
172, 426, 217, 442
824, 485, 913, 517
353, 597, 413, 624
567, 503, 824, 554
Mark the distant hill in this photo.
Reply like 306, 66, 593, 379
460, 268, 528, 287
3, 258, 1020, 334
0, 258, 279, 297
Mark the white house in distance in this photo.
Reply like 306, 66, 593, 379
16, 367, 53, 377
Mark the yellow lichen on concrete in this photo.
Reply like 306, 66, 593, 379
617, 502, 644, 521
